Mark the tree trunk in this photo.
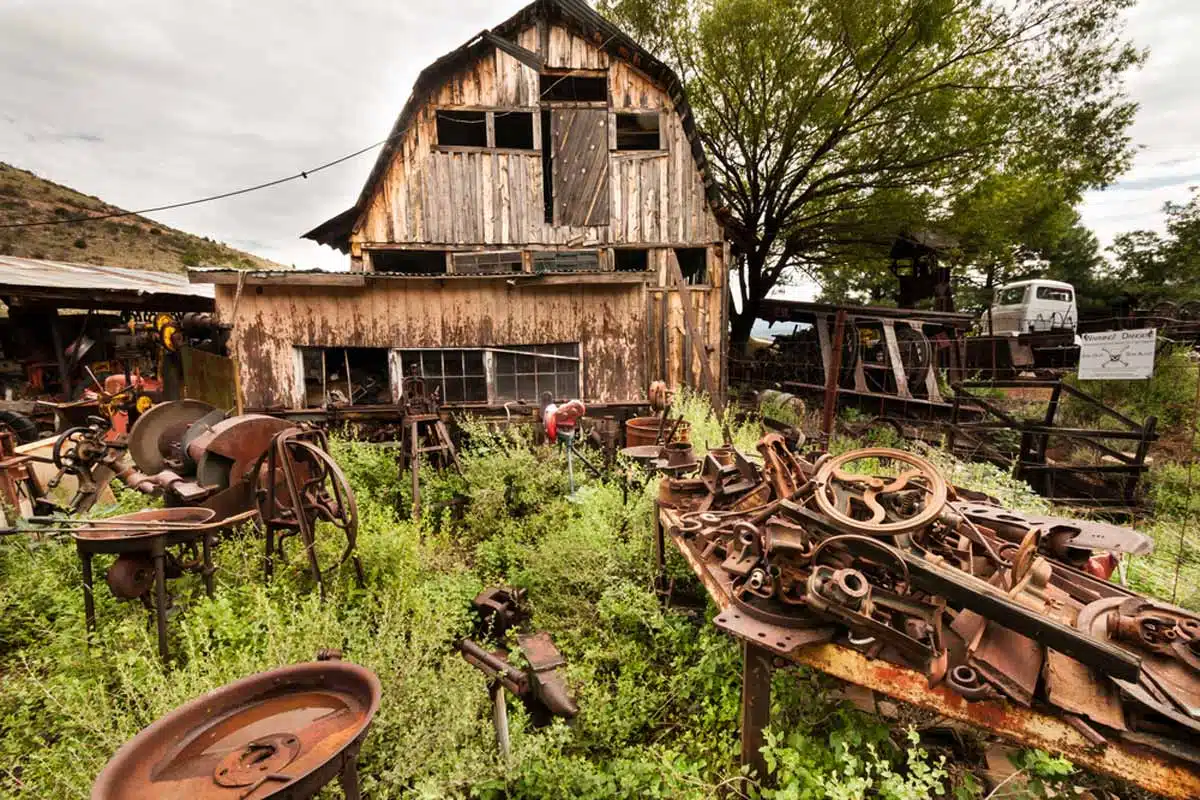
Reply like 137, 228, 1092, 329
730, 297, 761, 355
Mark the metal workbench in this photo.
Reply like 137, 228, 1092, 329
656, 506, 1200, 799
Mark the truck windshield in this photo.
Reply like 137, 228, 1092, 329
996, 287, 1025, 305
1036, 286, 1072, 302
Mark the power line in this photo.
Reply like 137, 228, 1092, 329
0, 136, 392, 229
4, 34, 624, 231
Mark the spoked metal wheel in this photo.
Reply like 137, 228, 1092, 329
811, 448, 947, 536
255, 432, 363, 595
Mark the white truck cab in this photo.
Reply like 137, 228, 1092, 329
981, 279, 1077, 335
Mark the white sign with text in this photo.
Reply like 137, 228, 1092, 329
1078, 328, 1156, 380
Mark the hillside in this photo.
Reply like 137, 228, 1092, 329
0, 163, 284, 273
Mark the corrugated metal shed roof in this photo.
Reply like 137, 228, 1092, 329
0, 256, 214, 310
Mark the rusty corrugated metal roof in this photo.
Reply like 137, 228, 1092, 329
0, 256, 214, 297
0, 256, 214, 311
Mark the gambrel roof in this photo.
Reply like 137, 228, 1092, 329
304, 0, 723, 253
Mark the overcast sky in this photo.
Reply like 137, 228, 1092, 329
1, 0, 1196, 274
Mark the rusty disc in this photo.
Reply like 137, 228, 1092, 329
91, 661, 381, 800
128, 400, 218, 474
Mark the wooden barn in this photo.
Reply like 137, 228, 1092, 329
191, 0, 729, 412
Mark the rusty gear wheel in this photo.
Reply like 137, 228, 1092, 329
812, 447, 947, 535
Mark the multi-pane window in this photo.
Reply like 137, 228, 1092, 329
296, 343, 583, 407
493, 343, 580, 402
399, 349, 488, 403
533, 250, 601, 273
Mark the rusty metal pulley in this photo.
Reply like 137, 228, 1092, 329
811, 447, 948, 535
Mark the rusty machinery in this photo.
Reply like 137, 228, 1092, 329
657, 441, 1200, 781
0, 401, 367, 662
121, 400, 364, 595
91, 652, 380, 800
454, 587, 577, 759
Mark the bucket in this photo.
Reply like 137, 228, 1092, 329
626, 416, 691, 447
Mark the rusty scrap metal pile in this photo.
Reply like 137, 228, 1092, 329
663, 437, 1200, 760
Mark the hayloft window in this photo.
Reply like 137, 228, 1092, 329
436, 110, 487, 147
675, 248, 708, 285
614, 248, 650, 272
494, 111, 535, 150
371, 249, 447, 275
615, 112, 661, 151
540, 72, 607, 103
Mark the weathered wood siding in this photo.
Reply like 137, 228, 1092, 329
217, 279, 647, 409
353, 24, 721, 248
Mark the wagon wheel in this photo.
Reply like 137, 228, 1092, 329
1180, 300, 1200, 321
812, 447, 948, 535
255, 438, 360, 588
52, 427, 93, 475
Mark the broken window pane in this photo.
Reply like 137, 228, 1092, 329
614, 249, 650, 272
371, 250, 447, 275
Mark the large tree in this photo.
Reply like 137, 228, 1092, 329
601, 0, 1142, 348
1111, 191, 1200, 305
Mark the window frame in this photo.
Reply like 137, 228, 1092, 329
613, 111, 664, 152
387, 343, 582, 407
433, 107, 540, 154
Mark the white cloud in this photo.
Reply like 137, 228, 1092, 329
1079, 0, 1200, 249
0, 0, 528, 270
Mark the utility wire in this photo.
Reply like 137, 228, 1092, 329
0, 136, 392, 229
4, 35, 623, 230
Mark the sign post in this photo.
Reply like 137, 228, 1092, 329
1078, 328, 1156, 381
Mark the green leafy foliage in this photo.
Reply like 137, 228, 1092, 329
600, 0, 1142, 340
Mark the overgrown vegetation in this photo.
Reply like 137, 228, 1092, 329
0, 402, 1184, 798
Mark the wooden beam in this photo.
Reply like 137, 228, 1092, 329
667, 249, 718, 402
190, 271, 366, 287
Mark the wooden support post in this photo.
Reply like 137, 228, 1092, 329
740, 641, 773, 787
821, 310, 848, 445
881, 320, 912, 399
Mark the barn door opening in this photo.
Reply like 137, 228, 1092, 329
550, 108, 609, 227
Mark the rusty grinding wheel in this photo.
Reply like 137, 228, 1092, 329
127, 400, 219, 474
812, 448, 948, 536
91, 659, 382, 800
